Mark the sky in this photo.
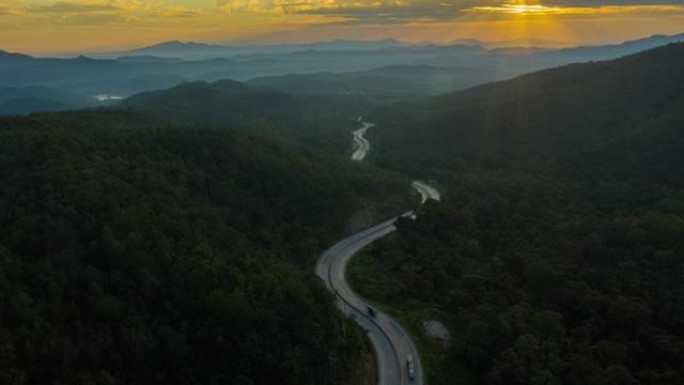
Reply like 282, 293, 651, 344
1, 0, 683, 54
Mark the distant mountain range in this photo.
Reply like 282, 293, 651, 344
0, 50, 37, 69
0, 33, 682, 115
95, 33, 684, 61
96, 39, 407, 60
247, 64, 512, 102
536, 32, 684, 65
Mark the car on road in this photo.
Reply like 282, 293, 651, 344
406, 354, 415, 380
367, 305, 378, 317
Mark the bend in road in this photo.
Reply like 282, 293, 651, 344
316, 216, 404, 385
316, 196, 430, 385
411, 181, 441, 203
351, 121, 374, 161
317, 119, 440, 385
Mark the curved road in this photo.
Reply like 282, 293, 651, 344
351, 121, 374, 161
316, 120, 440, 385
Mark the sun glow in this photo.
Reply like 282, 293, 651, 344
507, 4, 546, 14
1, 0, 684, 53
479, 4, 561, 15
466, 2, 684, 16
458, 1, 684, 49
466, 1, 589, 16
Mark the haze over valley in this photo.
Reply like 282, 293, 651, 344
1, 2, 684, 385
2, 33, 684, 114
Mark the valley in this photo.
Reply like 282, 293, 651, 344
1, 29, 683, 385
2, 33, 684, 114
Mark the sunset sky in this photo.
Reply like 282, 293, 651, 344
1, 0, 684, 54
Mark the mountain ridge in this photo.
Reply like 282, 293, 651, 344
370, 42, 684, 185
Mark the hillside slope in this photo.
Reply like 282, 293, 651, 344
371, 42, 684, 186
0, 110, 411, 385
351, 43, 684, 384
123, 80, 366, 151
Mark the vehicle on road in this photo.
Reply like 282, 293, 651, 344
367, 305, 378, 317
406, 354, 415, 380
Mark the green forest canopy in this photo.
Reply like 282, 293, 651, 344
356, 43, 684, 384
0, 110, 411, 385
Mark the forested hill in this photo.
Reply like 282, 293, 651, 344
0, 110, 411, 385
370, 42, 684, 185
123, 80, 366, 151
350, 43, 684, 384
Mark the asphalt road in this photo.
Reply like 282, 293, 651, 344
351, 121, 374, 161
316, 181, 438, 385
316, 120, 441, 384
411, 181, 441, 203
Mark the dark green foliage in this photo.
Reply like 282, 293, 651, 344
364, 178, 684, 384
0, 110, 408, 385
370, 42, 684, 184
123, 80, 369, 152
359, 43, 684, 384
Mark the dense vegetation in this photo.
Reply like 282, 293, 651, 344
123, 80, 369, 152
352, 43, 684, 384
370, 43, 684, 182
0, 110, 412, 385
3, 39, 683, 385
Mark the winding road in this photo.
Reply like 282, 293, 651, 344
316, 120, 440, 385
351, 121, 374, 161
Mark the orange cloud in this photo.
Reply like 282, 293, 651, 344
1, 0, 684, 53
466, 3, 684, 16
216, 0, 411, 15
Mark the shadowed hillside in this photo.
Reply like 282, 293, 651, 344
370, 43, 684, 185
0, 110, 412, 385
123, 80, 368, 151
348, 43, 684, 385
